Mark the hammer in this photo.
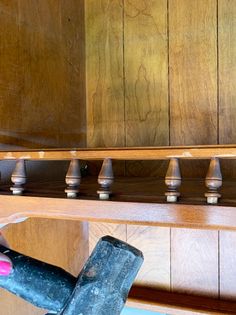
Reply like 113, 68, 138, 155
0, 236, 143, 315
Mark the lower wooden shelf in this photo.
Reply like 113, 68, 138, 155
128, 287, 236, 314
0, 177, 236, 230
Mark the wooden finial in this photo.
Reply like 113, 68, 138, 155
97, 158, 114, 200
165, 158, 181, 203
65, 159, 81, 198
205, 157, 222, 204
10, 160, 27, 195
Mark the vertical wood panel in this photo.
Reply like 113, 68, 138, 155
127, 226, 170, 289
219, 0, 236, 145
0, 218, 88, 315
169, 0, 217, 146
169, 0, 219, 297
219, 0, 236, 178
124, 0, 169, 147
171, 229, 218, 297
59, 0, 86, 147
218, 0, 236, 300
0, 1, 22, 147
0, 2, 88, 314
86, 0, 124, 148
19, 0, 59, 147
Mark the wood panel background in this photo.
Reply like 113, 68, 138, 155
85, 0, 236, 307
0, 0, 236, 314
0, 1, 88, 314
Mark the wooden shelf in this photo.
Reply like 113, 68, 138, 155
1, 144, 236, 160
128, 287, 236, 314
1, 177, 236, 230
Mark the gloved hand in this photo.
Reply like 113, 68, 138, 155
0, 230, 12, 276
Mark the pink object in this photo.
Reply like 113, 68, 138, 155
0, 261, 11, 276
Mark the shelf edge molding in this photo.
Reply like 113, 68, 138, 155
0, 195, 236, 231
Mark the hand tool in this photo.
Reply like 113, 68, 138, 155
0, 235, 143, 315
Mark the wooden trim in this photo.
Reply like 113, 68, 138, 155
1, 195, 236, 230
2, 145, 236, 160
127, 287, 236, 314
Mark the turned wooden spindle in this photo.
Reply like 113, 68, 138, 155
10, 160, 27, 195
205, 157, 222, 204
97, 158, 114, 200
165, 158, 181, 203
65, 159, 81, 198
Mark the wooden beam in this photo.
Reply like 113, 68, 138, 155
1, 145, 236, 160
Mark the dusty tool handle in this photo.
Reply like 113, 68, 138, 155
0, 245, 76, 313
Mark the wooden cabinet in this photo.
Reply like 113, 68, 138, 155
0, 1, 236, 314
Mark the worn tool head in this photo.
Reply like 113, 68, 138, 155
0, 236, 143, 315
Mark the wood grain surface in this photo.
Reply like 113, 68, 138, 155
127, 226, 170, 289
169, 0, 217, 146
0, 1, 22, 147
171, 229, 218, 297
218, 0, 236, 302
128, 286, 236, 314
86, 0, 124, 148
89, 222, 126, 253
219, 0, 236, 145
1, 0, 236, 312
124, 0, 168, 147
168, 0, 219, 299
0, 1, 87, 314
219, 0, 236, 179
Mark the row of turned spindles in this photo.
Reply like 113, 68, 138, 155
9, 157, 222, 204
10, 158, 114, 200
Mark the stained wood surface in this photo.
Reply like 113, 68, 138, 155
1, 178, 236, 230
85, 0, 124, 148
219, 0, 236, 145
128, 286, 236, 315
0, 1, 85, 149
169, 0, 217, 146
1, 145, 236, 160
218, 0, 236, 302
89, 222, 126, 253
0, 1, 87, 314
127, 226, 170, 289
124, 0, 168, 147
0, 218, 88, 315
1, 0, 236, 312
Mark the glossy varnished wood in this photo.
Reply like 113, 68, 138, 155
169, 0, 217, 146
85, 0, 124, 148
0, 2, 87, 314
124, 0, 168, 147
1, 145, 236, 160
0, 178, 236, 230
128, 286, 236, 314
